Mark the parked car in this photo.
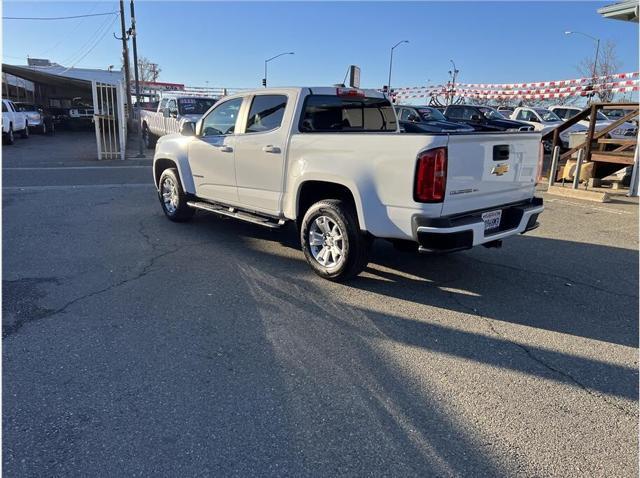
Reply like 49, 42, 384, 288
497, 106, 515, 117
511, 107, 587, 150
601, 107, 639, 126
2, 99, 29, 144
395, 105, 474, 133
443, 105, 534, 132
140, 95, 218, 149
549, 105, 637, 140
67, 105, 94, 130
14, 103, 55, 134
152, 87, 543, 281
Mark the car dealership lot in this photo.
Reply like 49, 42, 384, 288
3, 134, 638, 476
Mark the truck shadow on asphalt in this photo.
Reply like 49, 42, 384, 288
190, 213, 638, 402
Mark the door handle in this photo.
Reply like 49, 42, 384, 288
262, 145, 281, 154
216, 145, 233, 153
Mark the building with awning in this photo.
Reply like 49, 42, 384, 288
2, 60, 128, 160
598, 0, 639, 22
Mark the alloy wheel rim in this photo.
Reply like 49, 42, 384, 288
309, 215, 345, 269
161, 177, 178, 214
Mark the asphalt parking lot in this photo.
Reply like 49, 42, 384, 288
3, 133, 638, 476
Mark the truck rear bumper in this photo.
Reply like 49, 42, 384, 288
415, 197, 543, 253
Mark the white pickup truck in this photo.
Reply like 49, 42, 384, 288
153, 87, 544, 280
2, 99, 29, 145
140, 95, 217, 149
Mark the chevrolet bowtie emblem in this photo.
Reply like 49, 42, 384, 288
491, 163, 509, 176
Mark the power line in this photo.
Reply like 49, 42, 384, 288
3, 12, 118, 20
61, 12, 115, 66
60, 14, 119, 72
37, 3, 102, 56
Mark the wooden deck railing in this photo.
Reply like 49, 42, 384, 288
542, 102, 638, 195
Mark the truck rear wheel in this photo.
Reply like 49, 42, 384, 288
158, 168, 195, 222
300, 199, 371, 281
20, 123, 29, 139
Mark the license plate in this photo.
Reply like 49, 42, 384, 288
482, 210, 502, 232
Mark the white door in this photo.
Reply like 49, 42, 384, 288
233, 94, 290, 213
188, 97, 244, 204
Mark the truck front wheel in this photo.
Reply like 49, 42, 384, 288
4, 125, 14, 145
158, 168, 195, 222
300, 199, 371, 281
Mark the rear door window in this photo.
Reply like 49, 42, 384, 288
300, 95, 396, 132
245, 95, 287, 133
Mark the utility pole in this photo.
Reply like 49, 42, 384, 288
447, 59, 459, 106
129, 0, 144, 157
118, 0, 132, 113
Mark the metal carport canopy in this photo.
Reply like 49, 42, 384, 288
2, 64, 92, 90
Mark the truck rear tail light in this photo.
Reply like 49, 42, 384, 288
414, 147, 447, 203
336, 87, 365, 98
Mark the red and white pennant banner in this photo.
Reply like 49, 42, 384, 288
392, 72, 640, 100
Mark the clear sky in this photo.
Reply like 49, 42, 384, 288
3, 1, 639, 89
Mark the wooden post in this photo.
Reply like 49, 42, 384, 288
583, 104, 598, 164
573, 149, 584, 189
548, 146, 560, 187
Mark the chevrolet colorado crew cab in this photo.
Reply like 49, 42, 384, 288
153, 87, 544, 281
141, 95, 217, 149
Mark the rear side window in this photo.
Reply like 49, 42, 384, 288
245, 95, 287, 133
300, 95, 397, 132
2, 102, 7, 113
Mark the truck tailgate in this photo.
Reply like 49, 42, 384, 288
442, 133, 541, 216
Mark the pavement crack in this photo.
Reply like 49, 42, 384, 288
467, 256, 638, 299
3, 234, 208, 338
441, 284, 635, 418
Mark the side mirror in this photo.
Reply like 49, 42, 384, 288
170, 109, 178, 118
470, 114, 482, 121
180, 121, 195, 136
407, 114, 420, 122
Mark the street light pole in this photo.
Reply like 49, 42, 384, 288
263, 52, 294, 88
565, 31, 601, 103
387, 40, 409, 98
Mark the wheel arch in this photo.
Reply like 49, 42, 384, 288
153, 156, 196, 194
296, 180, 366, 230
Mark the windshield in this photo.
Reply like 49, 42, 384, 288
15, 104, 37, 112
417, 107, 447, 121
535, 109, 562, 122
595, 111, 609, 121
178, 98, 216, 115
478, 107, 505, 120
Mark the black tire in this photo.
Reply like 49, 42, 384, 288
300, 199, 371, 281
4, 125, 14, 145
20, 123, 29, 139
157, 168, 195, 222
143, 125, 156, 149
